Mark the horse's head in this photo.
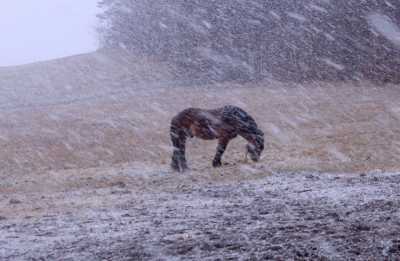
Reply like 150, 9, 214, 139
246, 129, 264, 162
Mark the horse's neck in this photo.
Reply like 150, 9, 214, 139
239, 131, 253, 143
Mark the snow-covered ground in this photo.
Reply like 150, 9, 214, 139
1, 166, 400, 260
1, 50, 400, 259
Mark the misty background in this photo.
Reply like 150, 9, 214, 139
0, 0, 99, 66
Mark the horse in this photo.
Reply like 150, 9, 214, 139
170, 105, 264, 172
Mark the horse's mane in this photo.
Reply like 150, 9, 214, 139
219, 105, 260, 135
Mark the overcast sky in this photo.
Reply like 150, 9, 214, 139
0, 0, 100, 66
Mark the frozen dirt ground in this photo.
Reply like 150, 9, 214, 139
1, 167, 400, 260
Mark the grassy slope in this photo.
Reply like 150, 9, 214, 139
1, 49, 400, 179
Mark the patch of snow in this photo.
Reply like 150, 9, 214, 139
319, 58, 345, 70
159, 22, 168, 29
367, 13, 400, 47
202, 20, 212, 29
326, 146, 351, 162
269, 11, 281, 20
287, 12, 307, 22
309, 4, 328, 13
324, 33, 335, 41
385, 1, 395, 9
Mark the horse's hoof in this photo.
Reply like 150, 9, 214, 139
171, 160, 188, 172
171, 165, 186, 172
173, 166, 188, 172
212, 161, 222, 168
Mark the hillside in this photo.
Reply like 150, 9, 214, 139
1, 50, 400, 176
1, 50, 400, 259
0, 49, 177, 110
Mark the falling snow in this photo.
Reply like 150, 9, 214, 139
1, 1, 400, 259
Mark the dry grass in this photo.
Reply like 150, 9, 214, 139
1, 80, 400, 179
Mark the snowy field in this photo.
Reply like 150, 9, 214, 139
1, 168, 400, 260
1, 50, 400, 259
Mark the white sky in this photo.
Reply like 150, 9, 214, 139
0, 0, 100, 66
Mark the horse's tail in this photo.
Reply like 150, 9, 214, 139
170, 120, 188, 172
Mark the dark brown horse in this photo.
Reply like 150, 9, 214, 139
170, 105, 264, 172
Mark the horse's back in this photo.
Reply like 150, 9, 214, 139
217, 105, 257, 129
171, 105, 259, 138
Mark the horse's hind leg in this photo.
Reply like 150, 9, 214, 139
170, 127, 188, 172
171, 146, 187, 172
171, 150, 187, 172
212, 138, 230, 167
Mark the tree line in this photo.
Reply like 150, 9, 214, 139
98, 0, 400, 83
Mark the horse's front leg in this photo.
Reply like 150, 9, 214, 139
212, 138, 230, 167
